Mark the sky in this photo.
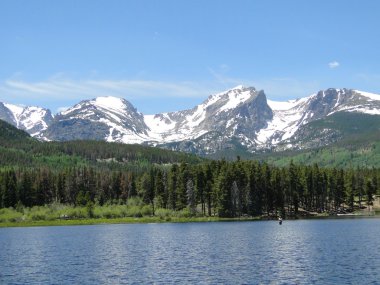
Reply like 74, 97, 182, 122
0, 0, 380, 114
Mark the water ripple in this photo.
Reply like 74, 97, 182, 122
1, 219, 380, 284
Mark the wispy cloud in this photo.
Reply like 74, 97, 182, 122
0, 77, 218, 102
0, 72, 322, 112
328, 61, 340, 69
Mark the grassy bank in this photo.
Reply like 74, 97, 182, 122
0, 202, 262, 228
0, 216, 243, 228
1, 201, 377, 228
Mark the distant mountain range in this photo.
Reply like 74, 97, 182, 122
1, 86, 380, 156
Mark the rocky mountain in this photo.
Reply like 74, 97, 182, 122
145, 86, 272, 151
0, 102, 53, 138
1, 86, 379, 156
43, 96, 149, 143
257, 88, 380, 151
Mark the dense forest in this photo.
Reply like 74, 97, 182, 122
0, 119, 379, 218
0, 160, 378, 218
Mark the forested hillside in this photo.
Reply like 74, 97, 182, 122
214, 113, 380, 168
0, 159, 379, 218
0, 119, 202, 171
0, 119, 379, 219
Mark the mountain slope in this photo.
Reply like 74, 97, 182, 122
0, 119, 32, 143
0, 102, 53, 138
0, 117, 202, 170
238, 112, 380, 167
257, 89, 380, 149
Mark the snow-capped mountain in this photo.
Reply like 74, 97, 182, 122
0, 102, 53, 137
43, 96, 149, 143
1, 86, 379, 156
256, 88, 380, 150
145, 86, 272, 143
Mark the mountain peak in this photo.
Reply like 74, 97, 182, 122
232, 84, 244, 90
0, 102, 52, 136
91, 96, 132, 113
60, 95, 136, 116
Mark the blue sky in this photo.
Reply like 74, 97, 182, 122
0, 0, 380, 114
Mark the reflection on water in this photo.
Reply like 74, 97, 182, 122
1, 219, 380, 284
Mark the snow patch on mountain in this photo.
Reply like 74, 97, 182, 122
93, 96, 130, 116
216, 86, 253, 113
4, 103, 24, 127
48, 96, 150, 143
257, 89, 380, 148
144, 85, 259, 143
257, 97, 311, 145
3, 103, 52, 136
355, 90, 380, 101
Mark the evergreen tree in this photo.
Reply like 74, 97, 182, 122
167, 164, 178, 210
186, 179, 196, 215
19, 171, 34, 207
195, 168, 206, 215
366, 179, 375, 206
155, 170, 166, 208
216, 165, 234, 217
231, 181, 241, 217
177, 162, 190, 210
138, 173, 153, 206
3, 170, 18, 208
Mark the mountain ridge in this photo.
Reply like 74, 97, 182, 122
1, 86, 379, 156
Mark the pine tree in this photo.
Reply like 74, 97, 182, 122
195, 168, 206, 215
177, 162, 190, 210
231, 181, 241, 217
346, 171, 356, 211
167, 164, 178, 210
186, 179, 196, 215
4, 170, 18, 208
155, 170, 166, 209
247, 163, 262, 216
19, 171, 34, 207
335, 169, 346, 211
216, 165, 234, 217
366, 179, 375, 206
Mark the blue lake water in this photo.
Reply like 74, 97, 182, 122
1, 218, 380, 284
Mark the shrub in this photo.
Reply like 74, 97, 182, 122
141, 205, 153, 216
126, 205, 143, 217
155, 208, 173, 218
0, 208, 23, 223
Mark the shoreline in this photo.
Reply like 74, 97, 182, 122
0, 216, 260, 228
0, 214, 378, 228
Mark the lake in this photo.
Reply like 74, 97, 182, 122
1, 218, 380, 284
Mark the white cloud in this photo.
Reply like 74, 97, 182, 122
0, 77, 218, 102
0, 72, 323, 112
328, 61, 340, 69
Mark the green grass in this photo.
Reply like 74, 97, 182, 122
0, 202, 263, 227
0, 212, 260, 228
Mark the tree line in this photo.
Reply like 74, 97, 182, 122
0, 159, 378, 217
